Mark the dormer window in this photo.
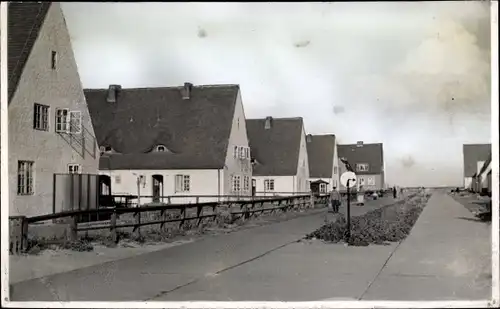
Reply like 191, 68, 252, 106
155, 145, 167, 152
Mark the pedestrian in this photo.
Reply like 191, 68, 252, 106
330, 187, 341, 213
392, 186, 397, 199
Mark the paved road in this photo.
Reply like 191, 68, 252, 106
10, 197, 401, 301
13, 192, 487, 302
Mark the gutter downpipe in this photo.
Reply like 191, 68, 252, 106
217, 169, 221, 202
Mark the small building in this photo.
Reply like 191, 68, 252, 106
462, 143, 491, 189
85, 83, 252, 204
306, 134, 340, 193
246, 117, 310, 196
337, 142, 385, 191
6, 3, 99, 216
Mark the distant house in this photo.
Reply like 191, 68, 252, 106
84, 83, 252, 204
462, 144, 491, 189
6, 3, 99, 216
337, 142, 385, 191
306, 134, 340, 194
246, 117, 310, 196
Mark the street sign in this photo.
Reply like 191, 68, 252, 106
340, 171, 357, 188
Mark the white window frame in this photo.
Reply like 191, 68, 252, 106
319, 183, 327, 193
175, 174, 190, 192
233, 146, 238, 159
232, 175, 241, 193
367, 176, 375, 186
55, 109, 82, 134
17, 161, 34, 195
33, 103, 49, 131
243, 176, 250, 192
68, 164, 81, 174
356, 163, 369, 172
264, 179, 275, 191
333, 166, 338, 175
358, 177, 365, 186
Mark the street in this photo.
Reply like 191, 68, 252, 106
10, 192, 491, 301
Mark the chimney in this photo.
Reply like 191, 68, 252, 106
264, 116, 273, 129
106, 84, 121, 103
306, 134, 312, 143
356, 141, 363, 147
182, 82, 193, 100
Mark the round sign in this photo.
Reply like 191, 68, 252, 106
340, 171, 357, 187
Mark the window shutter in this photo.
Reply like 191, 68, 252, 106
69, 111, 82, 134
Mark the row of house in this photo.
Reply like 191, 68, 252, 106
5, 2, 385, 217
462, 143, 492, 195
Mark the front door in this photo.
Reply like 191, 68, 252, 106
152, 175, 163, 203
251, 179, 256, 196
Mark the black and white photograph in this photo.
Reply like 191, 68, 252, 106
0, 1, 498, 305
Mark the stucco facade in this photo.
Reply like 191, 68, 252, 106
8, 3, 99, 217
222, 90, 252, 196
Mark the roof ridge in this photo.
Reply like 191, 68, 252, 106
246, 116, 303, 121
84, 84, 240, 92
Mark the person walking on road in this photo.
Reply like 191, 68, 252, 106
330, 187, 341, 213
392, 186, 397, 199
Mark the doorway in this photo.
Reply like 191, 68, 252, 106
152, 174, 164, 203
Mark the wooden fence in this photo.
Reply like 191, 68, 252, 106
10, 194, 328, 255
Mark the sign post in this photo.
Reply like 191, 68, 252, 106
340, 171, 357, 243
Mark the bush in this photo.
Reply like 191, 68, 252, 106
305, 194, 431, 246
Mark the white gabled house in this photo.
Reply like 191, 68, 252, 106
84, 83, 252, 204
7, 2, 99, 217
246, 117, 310, 196
306, 134, 340, 194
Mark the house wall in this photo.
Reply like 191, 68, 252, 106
464, 177, 473, 189
8, 3, 99, 217
222, 90, 252, 196
332, 143, 340, 190
295, 124, 310, 193
338, 164, 383, 191
253, 176, 301, 196
100, 169, 221, 204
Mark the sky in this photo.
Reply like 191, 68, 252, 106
61, 2, 492, 187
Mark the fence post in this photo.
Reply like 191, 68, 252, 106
134, 211, 141, 238
70, 216, 78, 241
110, 210, 117, 243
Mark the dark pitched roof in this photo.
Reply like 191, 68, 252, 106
307, 134, 336, 178
246, 117, 304, 176
463, 144, 491, 177
8, 2, 52, 103
84, 84, 239, 170
337, 143, 384, 175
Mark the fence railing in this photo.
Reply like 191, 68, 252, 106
10, 194, 329, 255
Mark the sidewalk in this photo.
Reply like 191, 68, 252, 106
361, 192, 491, 300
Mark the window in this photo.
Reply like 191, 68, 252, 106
51, 51, 57, 70
233, 146, 238, 159
232, 175, 241, 193
356, 163, 369, 172
245, 147, 250, 159
239, 146, 245, 159
359, 177, 365, 186
175, 174, 190, 192
243, 176, 250, 192
33, 103, 49, 131
264, 179, 275, 191
156, 145, 166, 152
333, 166, 338, 175
115, 175, 121, 184
17, 161, 34, 195
367, 177, 375, 186
56, 109, 82, 133
319, 183, 327, 193
68, 164, 81, 174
